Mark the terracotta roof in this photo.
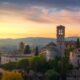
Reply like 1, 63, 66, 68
65, 41, 76, 45
46, 42, 56, 47
40, 42, 57, 52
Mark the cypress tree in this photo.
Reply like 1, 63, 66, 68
35, 46, 39, 56
76, 38, 80, 48
24, 45, 31, 54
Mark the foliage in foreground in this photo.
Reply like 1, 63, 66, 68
2, 71, 23, 80
2, 56, 73, 80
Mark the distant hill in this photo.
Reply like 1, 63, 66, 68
65, 37, 79, 41
0, 37, 55, 48
0, 37, 79, 49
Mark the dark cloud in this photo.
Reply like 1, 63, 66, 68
0, 0, 80, 10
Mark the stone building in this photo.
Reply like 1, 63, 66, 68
1, 42, 33, 64
57, 25, 65, 57
65, 41, 76, 49
1, 25, 67, 63
70, 48, 80, 68
40, 42, 61, 60
40, 25, 65, 60
19, 42, 25, 53
1, 53, 33, 64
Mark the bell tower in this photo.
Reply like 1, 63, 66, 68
57, 25, 65, 57
19, 42, 25, 53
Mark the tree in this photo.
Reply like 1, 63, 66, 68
2, 62, 17, 70
48, 57, 73, 80
76, 38, 80, 48
17, 59, 29, 72
45, 69, 60, 80
0, 72, 3, 80
2, 71, 23, 80
48, 59, 59, 71
30, 56, 48, 73
35, 46, 39, 56
24, 45, 31, 54
59, 57, 73, 80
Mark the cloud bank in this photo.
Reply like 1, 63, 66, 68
0, 0, 80, 24
0, 0, 80, 10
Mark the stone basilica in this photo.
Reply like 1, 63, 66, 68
1, 25, 76, 64
40, 25, 65, 60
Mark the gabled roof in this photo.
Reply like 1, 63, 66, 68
46, 42, 56, 47
40, 42, 57, 51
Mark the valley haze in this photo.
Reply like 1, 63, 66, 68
0, 37, 79, 48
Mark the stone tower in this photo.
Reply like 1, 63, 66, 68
19, 42, 25, 53
57, 25, 65, 57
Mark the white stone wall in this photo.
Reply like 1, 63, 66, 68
70, 49, 80, 67
1, 54, 33, 64
46, 50, 56, 60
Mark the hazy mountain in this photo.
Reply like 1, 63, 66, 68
0, 37, 55, 48
65, 37, 79, 41
0, 37, 79, 49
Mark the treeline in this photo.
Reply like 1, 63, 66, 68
24, 45, 39, 56
1, 56, 73, 80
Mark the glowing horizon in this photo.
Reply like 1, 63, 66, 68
0, 1, 80, 39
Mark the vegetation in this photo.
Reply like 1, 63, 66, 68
17, 59, 29, 72
0, 72, 3, 80
2, 71, 23, 80
2, 56, 73, 80
30, 56, 48, 73
45, 69, 60, 80
24, 45, 31, 54
76, 38, 80, 48
35, 46, 39, 56
2, 62, 17, 70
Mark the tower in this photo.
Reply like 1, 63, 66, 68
19, 42, 25, 53
57, 25, 65, 57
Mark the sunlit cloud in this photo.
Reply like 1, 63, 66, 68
0, 1, 80, 24
0, 1, 80, 38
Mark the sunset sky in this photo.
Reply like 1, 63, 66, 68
0, 0, 80, 39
